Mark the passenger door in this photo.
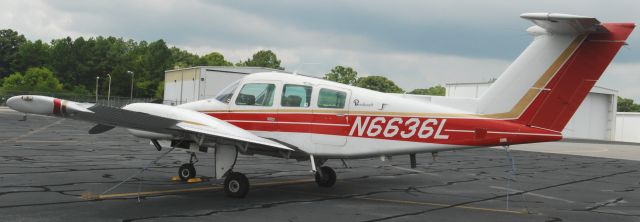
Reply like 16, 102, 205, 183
277, 84, 314, 141
311, 85, 351, 146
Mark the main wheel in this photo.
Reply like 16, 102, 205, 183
178, 163, 196, 181
315, 166, 336, 187
224, 172, 250, 198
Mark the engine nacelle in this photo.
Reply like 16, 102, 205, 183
127, 129, 173, 140
170, 140, 209, 152
6, 95, 91, 116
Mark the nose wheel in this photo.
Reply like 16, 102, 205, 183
314, 166, 336, 187
224, 172, 249, 198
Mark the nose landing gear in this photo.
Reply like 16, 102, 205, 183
314, 166, 336, 187
224, 172, 250, 198
310, 155, 337, 188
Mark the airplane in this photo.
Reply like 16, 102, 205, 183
6, 13, 635, 198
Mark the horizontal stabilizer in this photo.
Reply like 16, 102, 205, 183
520, 13, 602, 34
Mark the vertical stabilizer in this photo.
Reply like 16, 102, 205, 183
477, 13, 634, 132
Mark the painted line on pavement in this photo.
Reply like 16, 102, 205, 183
84, 178, 314, 200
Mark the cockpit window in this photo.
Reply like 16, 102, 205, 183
235, 83, 276, 106
214, 80, 240, 103
282, 84, 312, 107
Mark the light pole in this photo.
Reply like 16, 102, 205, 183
127, 70, 134, 103
106, 74, 112, 106
95, 76, 100, 103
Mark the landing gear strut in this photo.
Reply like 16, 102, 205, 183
178, 152, 198, 181
214, 144, 248, 198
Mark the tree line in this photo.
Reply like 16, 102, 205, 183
0, 29, 444, 100
0, 29, 287, 99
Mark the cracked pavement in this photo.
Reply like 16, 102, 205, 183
0, 110, 639, 222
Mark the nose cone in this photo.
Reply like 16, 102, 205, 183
6, 96, 23, 111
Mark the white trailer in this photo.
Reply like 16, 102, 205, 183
616, 112, 640, 142
163, 66, 285, 105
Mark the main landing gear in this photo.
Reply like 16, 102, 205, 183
175, 147, 249, 198
176, 145, 250, 198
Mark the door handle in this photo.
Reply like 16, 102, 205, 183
267, 117, 276, 121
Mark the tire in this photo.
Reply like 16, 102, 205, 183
224, 172, 250, 198
315, 166, 336, 187
178, 163, 196, 181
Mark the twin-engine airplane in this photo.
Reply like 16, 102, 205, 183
6, 13, 635, 198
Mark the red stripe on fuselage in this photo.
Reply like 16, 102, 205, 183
207, 112, 561, 146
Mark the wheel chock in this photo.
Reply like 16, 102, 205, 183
171, 176, 181, 181
187, 178, 203, 183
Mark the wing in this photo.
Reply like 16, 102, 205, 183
6, 95, 293, 151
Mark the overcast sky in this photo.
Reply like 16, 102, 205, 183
2, 0, 639, 99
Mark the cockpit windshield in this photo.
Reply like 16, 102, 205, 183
214, 80, 241, 103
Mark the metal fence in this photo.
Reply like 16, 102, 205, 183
160, 100, 198, 106
0, 90, 157, 108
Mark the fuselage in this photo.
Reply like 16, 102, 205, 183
178, 72, 561, 158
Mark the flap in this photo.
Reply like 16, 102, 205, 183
175, 122, 293, 151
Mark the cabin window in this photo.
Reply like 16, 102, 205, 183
281, 84, 312, 107
235, 83, 276, 106
318, 88, 346, 109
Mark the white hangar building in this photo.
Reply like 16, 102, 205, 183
163, 66, 285, 105
445, 81, 618, 141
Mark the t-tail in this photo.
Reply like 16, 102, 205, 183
477, 13, 635, 132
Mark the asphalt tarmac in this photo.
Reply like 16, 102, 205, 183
0, 108, 639, 222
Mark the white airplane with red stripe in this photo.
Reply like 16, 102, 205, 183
6, 13, 635, 198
